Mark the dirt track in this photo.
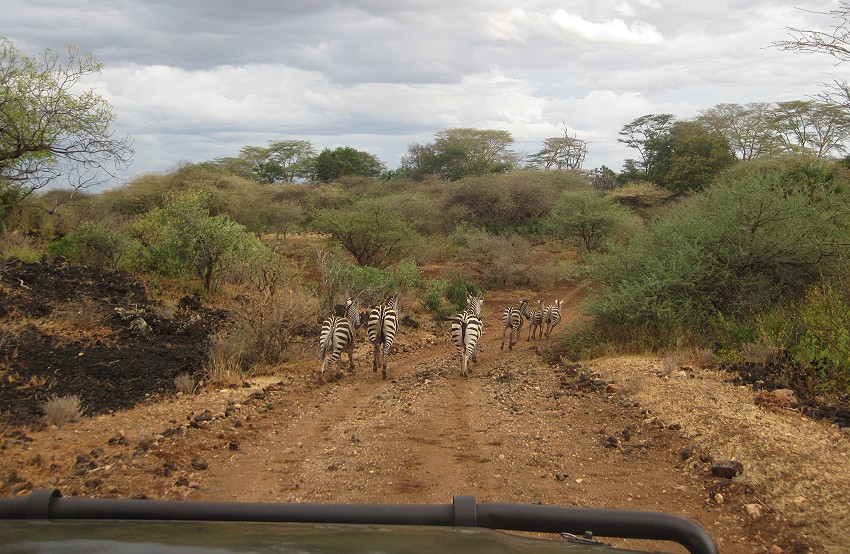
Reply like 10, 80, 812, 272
5, 286, 849, 553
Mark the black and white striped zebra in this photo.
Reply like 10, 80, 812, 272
544, 299, 562, 337
367, 294, 399, 380
527, 299, 546, 341
319, 298, 360, 380
449, 291, 484, 379
500, 299, 530, 351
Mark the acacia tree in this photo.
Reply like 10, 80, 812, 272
617, 114, 675, 179
695, 103, 780, 161
659, 122, 737, 193
134, 192, 270, 292
402, 128, 517, 180
548, 189, 631, 253
311, 197, 416, 267
213, 139, 316, 183
0, 37, 133, 222
770, 100, 850, 158
527, 125, 588, 170
314, 146, 384, 182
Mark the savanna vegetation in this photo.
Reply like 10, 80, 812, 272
3, 14, 850, 412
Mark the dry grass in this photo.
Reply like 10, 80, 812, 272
173, 373, 199, 395
41, 394, 83, 426
202, 352, 246, 388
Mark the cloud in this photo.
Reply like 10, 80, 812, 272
6, 0, 845, 181
550, 10, 663, 45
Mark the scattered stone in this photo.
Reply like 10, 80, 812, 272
679, 446, 695, 460
191, 457, 209, 470
711, 460, 744, 479
671, 370, 688, 379
175, 476, 190, 487
193, 410, 214, 423
603, 435, 619, 448
84, 478, 102, 489
745, 503, 763, 520
667, 423, 682, 431
162, 462, 178, 477
770, 388, 799, 407
129, 317, 152, 335
713, 493, 724, 504
137, 439, 155, 452
228, 441, 239, 451
90, 448, 105, 459
108, 435, 129, 446
161, 426, 185, 438
75, 454, 90, 465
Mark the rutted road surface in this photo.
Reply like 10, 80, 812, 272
3, 287, 847, 552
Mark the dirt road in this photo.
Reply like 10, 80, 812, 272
3, 287, 848, 553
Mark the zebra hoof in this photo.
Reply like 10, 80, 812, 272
382, 372, 387, 380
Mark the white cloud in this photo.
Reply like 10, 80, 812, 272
550, 10, 663, 45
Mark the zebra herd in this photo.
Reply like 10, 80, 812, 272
318, 293, 562, 381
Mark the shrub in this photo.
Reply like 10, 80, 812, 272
311, 197, 417, 267
587, 163, 850, 348
454, 227, 546, 289
133, 191, 272, 291
548, 188, 632, 252
48, 222, 128, 268
202, 350, 245, 388
790, 279, 850, 393
42, 394, 83, 426
420, 278, 448, 313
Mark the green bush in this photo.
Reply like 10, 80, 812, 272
420, 278, 448, 313
548, 188, 632, 252
133, 191, 272, 291
791, 280, 850, 393
49, 222, 128, 268
587, 159, 850, 349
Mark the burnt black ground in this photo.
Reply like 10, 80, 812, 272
0, 260, 223, 426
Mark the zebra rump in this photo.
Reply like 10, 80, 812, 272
367, 295, 399, 380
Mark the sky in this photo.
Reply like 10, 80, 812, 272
6, 0, 849, 186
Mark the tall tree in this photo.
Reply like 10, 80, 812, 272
617, 114, 676, 178
770, 100, 850, 158
696, 103, 780, 161
402, 128, 517, 180
0, 37, 133, 222
213, 139, 316, 183
660, 122, 737, 193
314, 146, 385, 182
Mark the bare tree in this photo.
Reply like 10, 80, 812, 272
528, 125, 588, 170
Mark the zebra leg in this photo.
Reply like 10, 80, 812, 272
347, 343, 356, 373
500, 326, 508, 350
372, 342, 379, 373
381, 349, 388, 380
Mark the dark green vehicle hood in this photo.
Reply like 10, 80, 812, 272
0, 520, 648, 554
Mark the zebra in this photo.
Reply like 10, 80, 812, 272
544, 299, 563, 337
448, 291, 484, 379
527, 299, 546, 341
367, 294, 399, 380
500, 299, 530, 351
319, 297, 360, 380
